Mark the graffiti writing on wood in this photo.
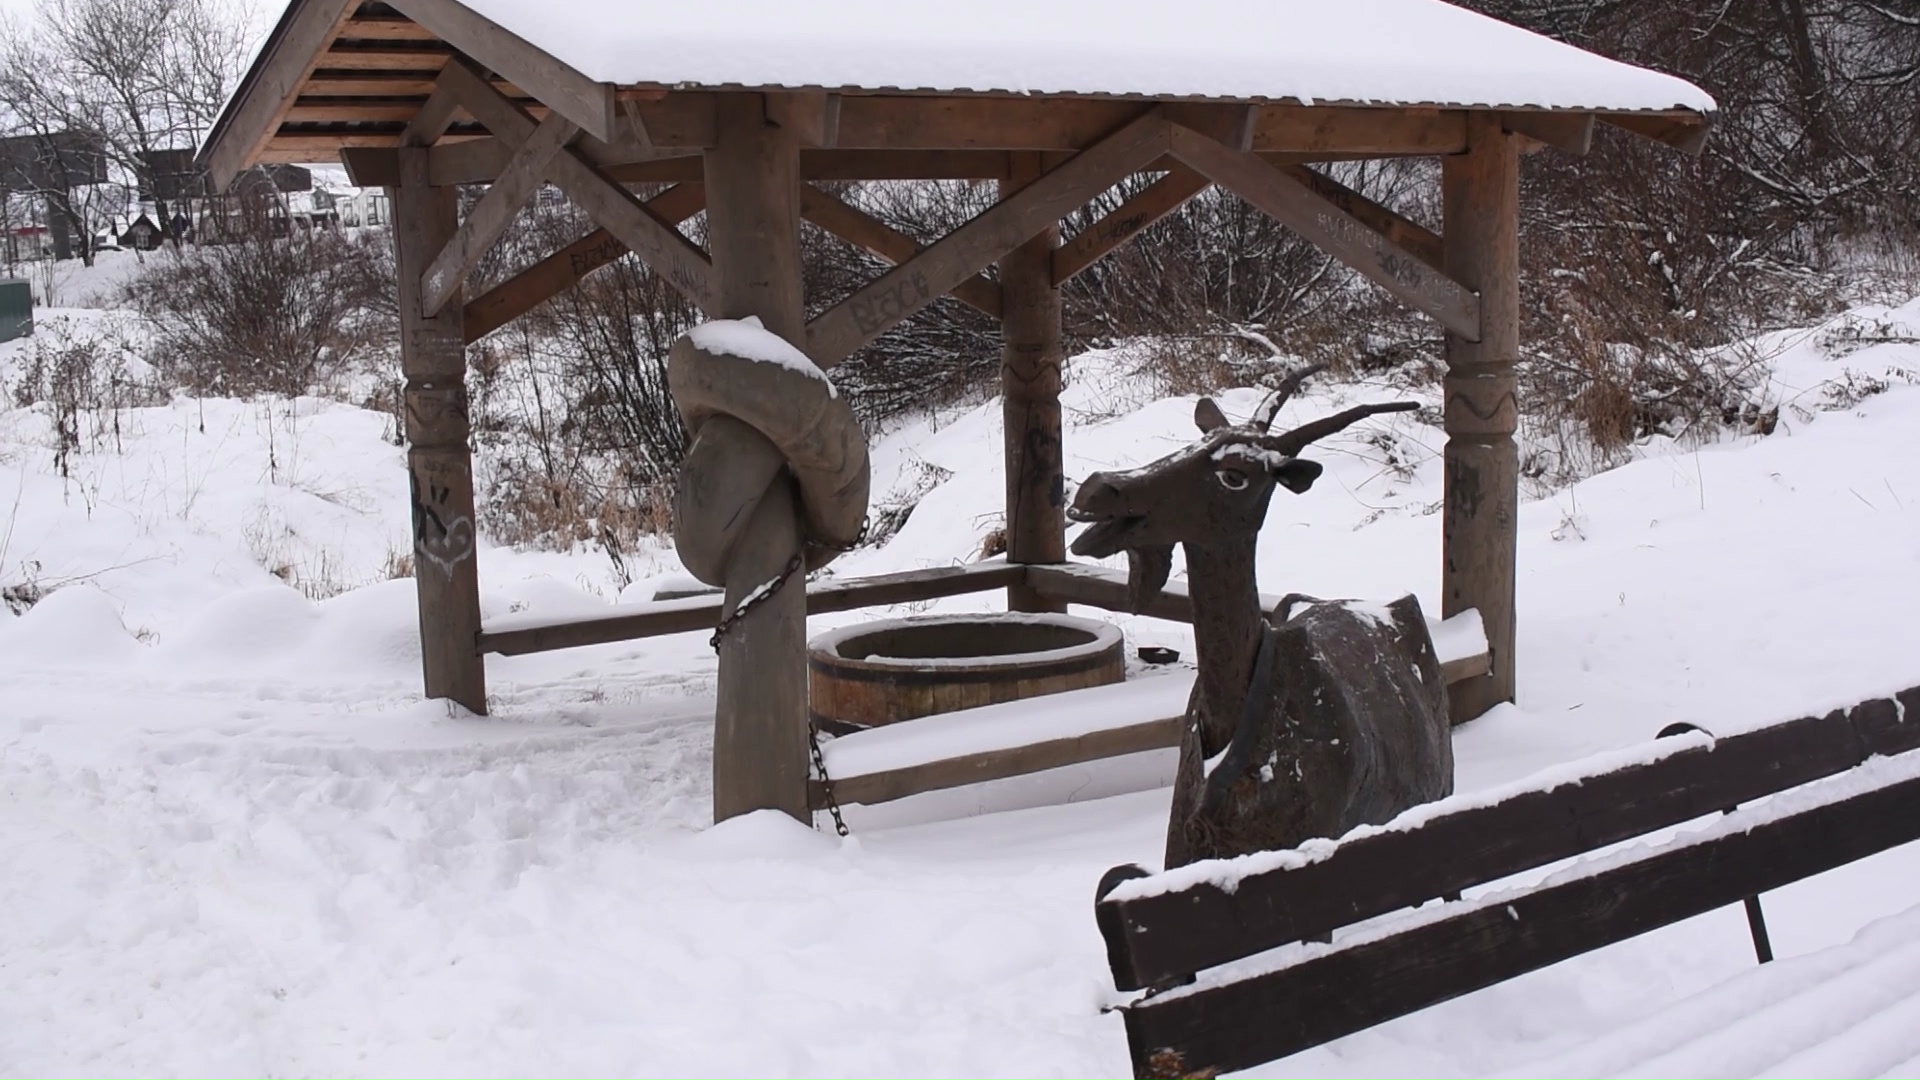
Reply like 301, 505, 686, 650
1024, 425, 1065, 509
850, 271, 933, 335
1313, 209, 1456, 301
567, 232, 627, 276
1097, 212, 1149, 245
410, 468, 475, 576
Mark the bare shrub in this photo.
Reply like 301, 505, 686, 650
8, 319, 162, 472
122, 224, 396, 397
807, 180, 1005, 421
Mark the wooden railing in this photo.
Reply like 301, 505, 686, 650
480, 560, 1492, 685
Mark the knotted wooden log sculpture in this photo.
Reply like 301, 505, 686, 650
669, 318, 870, 823
1068, 365, 1453, 868
670, 318, 870, 586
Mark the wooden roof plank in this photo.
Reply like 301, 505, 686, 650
203, 0, 358, 188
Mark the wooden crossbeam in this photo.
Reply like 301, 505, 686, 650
1502, 110, 1596, 154
1052, 165, 1211, 286
438, 58, 714, 313
421, 112, 578, 316
807, 108, 1173, 366
799, 186, 1003, 320
339, 96, 1469, 186
1604, 111, 1711, 156
812, 713, 1184, 810
479, 562, 1026, 656
1275, 163, 1444, 269
1167, 122, 1481, 340
464, 183, 706, 343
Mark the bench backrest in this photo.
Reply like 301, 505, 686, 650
1095, 685, 1920, 1079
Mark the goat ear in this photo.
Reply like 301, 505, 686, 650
1125, 545, 1175, 614
1274, 458, 1324, 494
1194, 398, 1230, 433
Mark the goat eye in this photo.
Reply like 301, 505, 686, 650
1215, 468, 1249, 491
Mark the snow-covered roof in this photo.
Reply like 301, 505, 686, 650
459, 0, 1715, 114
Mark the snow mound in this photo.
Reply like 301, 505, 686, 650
0, 584, 143, 665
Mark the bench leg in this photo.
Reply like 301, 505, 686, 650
1744, 894, 1774, 963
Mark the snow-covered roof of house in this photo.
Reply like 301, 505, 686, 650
201, 0, 1714, 188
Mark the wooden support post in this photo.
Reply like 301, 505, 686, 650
1441, 114, 1520, 723
704, 93, 811, 823
392, 147, 486, 714
998, 151, 1067, 612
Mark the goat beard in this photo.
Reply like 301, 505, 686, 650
1125, 545, 1175, 614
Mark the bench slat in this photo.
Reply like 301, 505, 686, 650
1120, 752, 1920, 1080
1098, 694, 1915, 991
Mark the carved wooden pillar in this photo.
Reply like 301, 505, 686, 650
1441, 113, 1521, 723
999, 151, 1068, 612
393, 147, 486, 714
703, 92, 811, 823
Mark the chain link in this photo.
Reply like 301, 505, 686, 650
705, 517, 869, 835
706, 551, 804, 651
704, 517, 870, 652
808, 719, 850, 836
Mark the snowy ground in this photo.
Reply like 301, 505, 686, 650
2, 295, 1919, 1076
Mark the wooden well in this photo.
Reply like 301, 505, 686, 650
808, 613, 1125, 733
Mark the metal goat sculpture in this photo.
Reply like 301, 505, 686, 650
1070, 367, 1454, 868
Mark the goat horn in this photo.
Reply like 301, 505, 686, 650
1251, 363, 1329, 430
1264, 401, 1421, 455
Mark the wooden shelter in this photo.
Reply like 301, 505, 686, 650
199, 0, 1714, 823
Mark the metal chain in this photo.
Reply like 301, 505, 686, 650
707, 551, 803, 650
808, 720, 850, 836
703, 517, 869, 836
704, 516, 870, 652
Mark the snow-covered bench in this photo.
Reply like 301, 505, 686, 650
810, 605, 1489, 810
1093, 683, 1920, 1080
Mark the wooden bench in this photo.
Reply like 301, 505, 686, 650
1093, 683, 1920, 1079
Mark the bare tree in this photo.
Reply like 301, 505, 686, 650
0, 0, 252, 249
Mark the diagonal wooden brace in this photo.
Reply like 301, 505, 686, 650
1275, 163, 1445, 270
1167, 122, 1482, 341
806, 107, 1175, 366
437, 56, 714, 313
401, 72, 466, 147
421, 111, 578, 317
1052, 164, 1211, 286
799, 185, 1003, 319
546, 149, 714, 312
463, 183, 706, 343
